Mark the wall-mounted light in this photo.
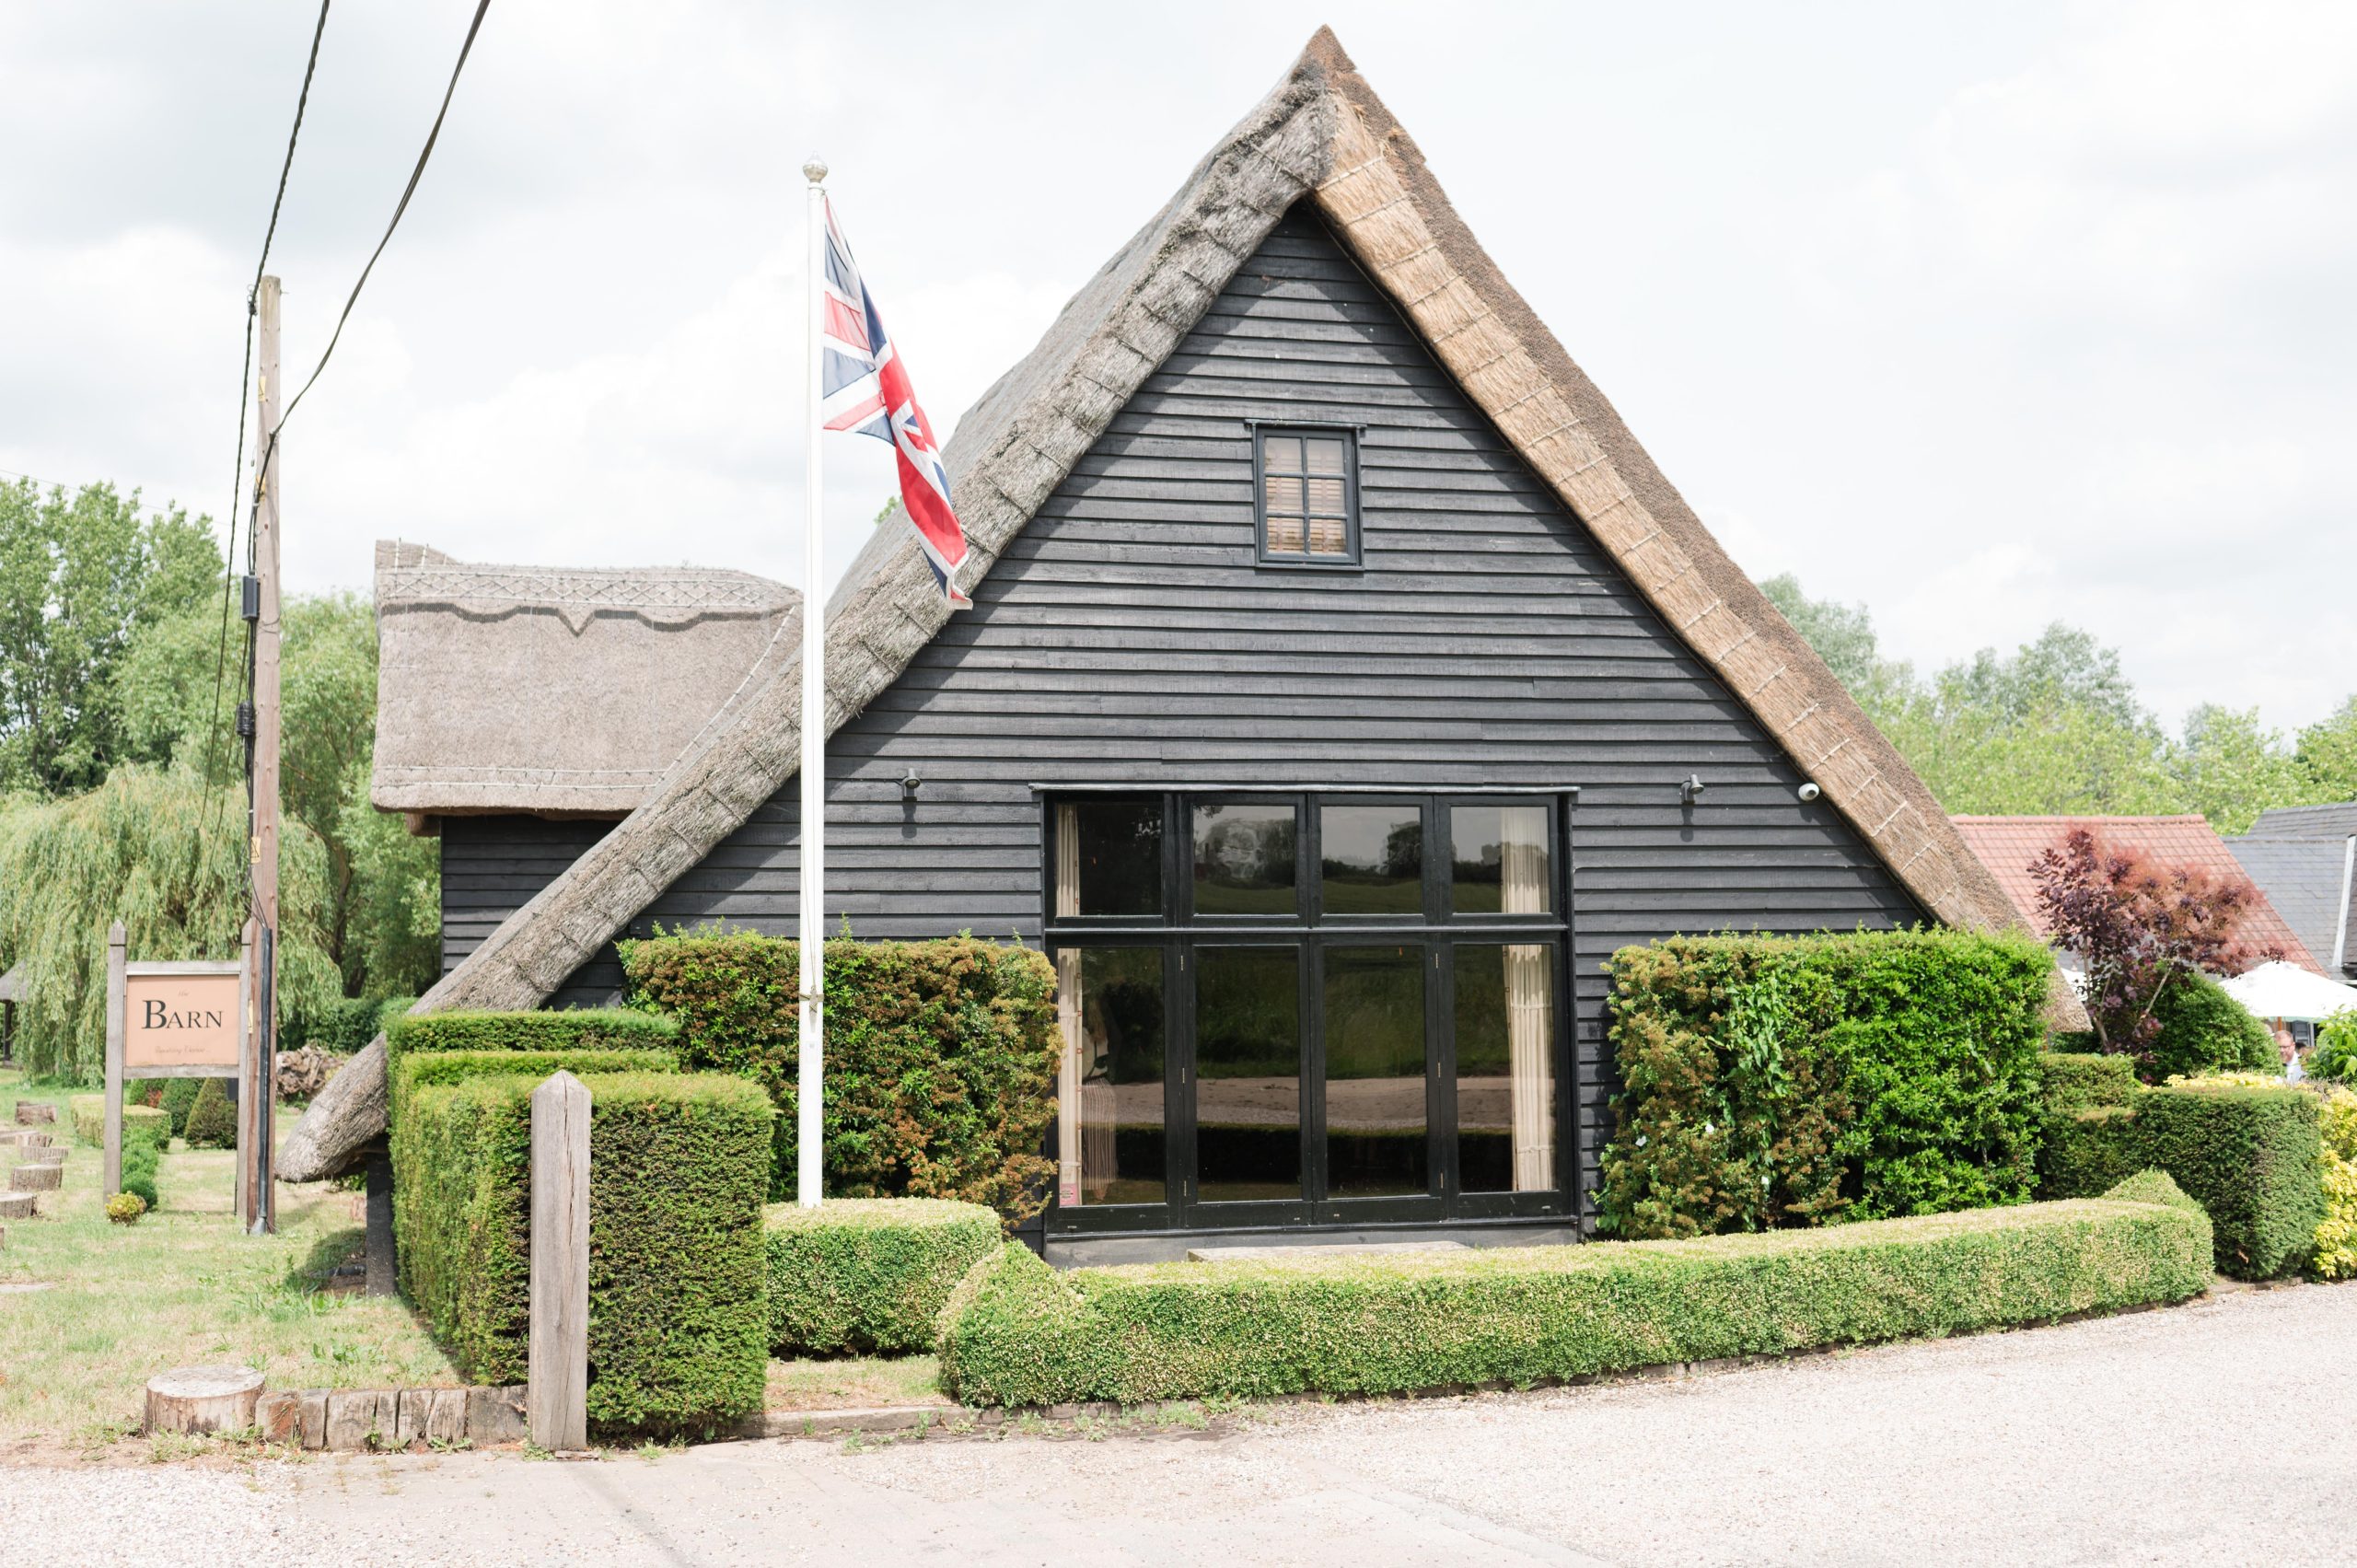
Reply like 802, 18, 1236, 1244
900, 768, 923, 803
1797, 781, 1822, 803
1679, 773, 1705, 806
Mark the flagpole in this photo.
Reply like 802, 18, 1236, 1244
798, 156, 829, 1210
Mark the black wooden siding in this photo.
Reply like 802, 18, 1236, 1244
438, 203, 1924, 1224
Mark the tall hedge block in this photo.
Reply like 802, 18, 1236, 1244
764, 1197, 1003, 1354
937, 1183, 2212, 1408
619, 932, 1059, 1218
2039, 1075, 2324, 1279
386, 1007, 678, 1066
1600, 929, 2054, 1237
389, 1064, 772, 1433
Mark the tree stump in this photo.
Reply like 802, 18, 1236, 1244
9, 1164, 62, 1191
21, 1145, 65, 1167
0, 1192, 35, 1219
145, 1366, 266, 1435
14, 1102, 55, 1125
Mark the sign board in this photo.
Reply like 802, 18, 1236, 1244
123, 968, 243, 1074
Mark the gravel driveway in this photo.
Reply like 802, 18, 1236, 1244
12, 1283, 2351, 1566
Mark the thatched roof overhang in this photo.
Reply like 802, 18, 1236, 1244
280, 29, 2062, 1181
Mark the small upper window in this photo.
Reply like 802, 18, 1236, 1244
1256, 427, 1358, 564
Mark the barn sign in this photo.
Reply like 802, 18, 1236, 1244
101, 923, 248, 1201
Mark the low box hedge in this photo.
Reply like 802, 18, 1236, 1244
764, 1197, 1002, 1354
390, 1066, 772, 1434
935, 1177, 2212, 1408
70, 1095, 168, 1147
2038, 1064, 2324, 1280
386, 1007, 678, 1066
388, 1046, 680, 1125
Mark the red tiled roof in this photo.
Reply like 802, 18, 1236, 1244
1950, 814, 2326, 975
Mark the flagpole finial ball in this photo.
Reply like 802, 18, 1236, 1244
802, 157, 829, 184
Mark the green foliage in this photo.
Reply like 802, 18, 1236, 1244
619, 932, 1061, 1219
2037, 1051, 2140, 1115
288, 993, 401, 1053
2038, 1074, 2325, 1278
2101, 1167, 2207, 1223
159, 1077, 200, 1136
390, 1066, 772, 1434
117, 1121, 162, 1208
935, 1195, 2212, 1407
1598, 929, 2053, 1237
1767, 575, 2357, 830
0, 767, 342, 1080
385, 1008, 679, 1067
763, 1197, 1002, 1354
2311, 1010, 2357, 1086
68, 1095, 166, 1147
389, 1047, 679, 1127
0, 478, 220, 796
2312, 1086, 2357, 1280
2145, 970, 2276, 1082
182, 1077, 235, 1149
105, 1191, 147, 1225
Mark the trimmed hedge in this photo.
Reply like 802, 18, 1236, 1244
2314, 1086, 2357, 1279
182, 1078, 235, 1148
69, 1095, 168, 1147
2039, 1051, 2139, 1116
391, 1066, 772, 1434
935, 1178, 2212, 1407
619, 932, 1059, 1218
118, 1121, 161, 1207
763, 1197, 1001, 1354
1599, 929, 2054, 1237
2038, 1063, 2325, 1279
389, 1047, 679, 1126
2145, 971, 2276, 1082
386, 1007, 677, 1066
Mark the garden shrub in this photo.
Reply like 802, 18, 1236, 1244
620, 931, 1059, 1218
289, 994, 401, 1054
160, 1077, 199, 1135
391, 1066, 772, 1434
181, 1078, 235, 1149
117, 1121, 162, 1208
69, 1095, 167, 1148
2038, 1051, 2139, 1116
2142, 971, 2275, 1083
2039, 1074, 2324, 1279
388, 1047, 679, 1126
1598, 929, 2053, 1237
2312, 1086, 2357, 1280
763, 1197, 1001, 1354
386, 1007, 677, 1067
936, 1184, 2212, 1407
2311, 1010, 2357, 1086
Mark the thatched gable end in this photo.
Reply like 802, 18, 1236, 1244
281, 28, 2048, 1182
370, 540, 797, 819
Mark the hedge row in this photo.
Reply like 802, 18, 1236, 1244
69, 1095, 167, 1147
386, 1010, 769, 1434
935, 1176, 2212, 1407
764, 1197, 1001, 1355
619, 932, 1059, 1218
2037, 1056, 2324, 1279
1599, 930, 2054, 1237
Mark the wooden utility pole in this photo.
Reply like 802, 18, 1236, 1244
245, 275, 284, 1236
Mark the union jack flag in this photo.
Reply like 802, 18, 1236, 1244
819, 199, 970, 608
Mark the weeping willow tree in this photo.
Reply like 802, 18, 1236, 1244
0, 765, 341, 1081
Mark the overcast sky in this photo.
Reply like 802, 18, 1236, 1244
3, 2, 2351, 731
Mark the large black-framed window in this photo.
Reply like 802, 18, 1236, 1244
1044, 790, 1571, 1234
1253, 425, 1361, 567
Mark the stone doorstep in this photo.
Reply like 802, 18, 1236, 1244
253, 1385, 526, 1452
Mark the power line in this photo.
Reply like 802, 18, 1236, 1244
203, 0, 333, 812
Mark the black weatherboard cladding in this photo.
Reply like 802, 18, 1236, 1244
438, 203, 1924, 1221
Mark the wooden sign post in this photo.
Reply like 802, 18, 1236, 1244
104, 928, 246, 1203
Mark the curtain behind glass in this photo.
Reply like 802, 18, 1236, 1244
1500, 807, 1553, 1191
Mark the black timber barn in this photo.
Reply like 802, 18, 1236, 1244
331, 32, 2025, 1255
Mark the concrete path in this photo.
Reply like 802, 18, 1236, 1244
12, 1283, 2353, 1566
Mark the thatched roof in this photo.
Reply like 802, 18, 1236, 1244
370, 540, 798, 819
281, 28, 2048, 1181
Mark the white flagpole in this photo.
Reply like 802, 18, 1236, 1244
798, 157, 829, 1209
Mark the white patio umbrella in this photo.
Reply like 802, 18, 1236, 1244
2221, 960, 2357, 1023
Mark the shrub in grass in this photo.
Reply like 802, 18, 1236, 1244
69, 1096, 167, 1148
391, 1067, 772, 1434
935, 1179, 2212, 1407
105, 1191, 147, 1225
763, 1197, 1002, 1354
619, 932, 1060, 1217
2040, 1070, 2324, 1279
117, 1124, 161, 1208
1599, 929, 2053, 1237
160, 1077, 200, 1135
182, 1078, 236, 1149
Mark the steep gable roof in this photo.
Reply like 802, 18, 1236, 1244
1953, 813, 2327, 974
281, 28, 2038, 1179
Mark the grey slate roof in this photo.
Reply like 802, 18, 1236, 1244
2249, 803, 2357, 840
2227, 834, 2356, 977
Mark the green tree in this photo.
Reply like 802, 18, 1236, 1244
1759, 573, 1912, 713
0, 479, 220, 795
2172, 705, 2305, 835
2295, 697, 2357, 805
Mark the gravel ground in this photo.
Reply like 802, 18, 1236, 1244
10, 1283, 2352, 1566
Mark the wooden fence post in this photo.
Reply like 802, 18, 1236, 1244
102, 922, 126, 1196
528, 1071, 590, 1452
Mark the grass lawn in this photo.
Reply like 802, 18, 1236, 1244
0, 1069, 458, 1459
766, 1353, 949, 1411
